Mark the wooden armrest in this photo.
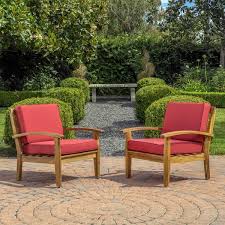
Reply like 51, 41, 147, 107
161, 130, 213, 138
64, 127, 104, 133
123, 127, 161, 133
12, 132, 64, 139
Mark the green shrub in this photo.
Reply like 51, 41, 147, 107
180, 91, 225, 108
87, 34, 219, 85
3, 97, 74, 147
0, 0, 107, 90
23, 65, 59, 91
136, 85, 177, 122
145, 95, 207, 137
60, 78, 90, 102
45, 87, 85, 123
179, 79, 209, 92
178, 66, 216, 83
137, 77, 166, 90
211, 67, 225, 92
0, 91, 43, 107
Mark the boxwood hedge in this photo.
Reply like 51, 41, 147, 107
3, 97, 74, 147
45, 87, 85, 123
136, 85, 177, 122
60, 78, 90, 102
0, 91, 43, 107
137, 77, 166, 90
145, 95, 207, 137
180, 91, 225, 108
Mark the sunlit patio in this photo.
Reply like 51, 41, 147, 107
0, 156, 225, 225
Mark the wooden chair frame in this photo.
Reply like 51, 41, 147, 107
123, 107, 216, 187
10, 108, 103, 188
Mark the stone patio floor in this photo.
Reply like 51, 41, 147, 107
0, 156, 225, 225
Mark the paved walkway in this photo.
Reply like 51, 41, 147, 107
76, 101, 142, 156
0, 156, 225, 225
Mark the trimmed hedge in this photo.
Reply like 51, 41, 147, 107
136, 85, 177, 122
0, 91, 43, 107
137, 77, 166, 90
60, 78, 90, 102
180, 91, 225, 108
3, 97, 74, 147
87, 34, 219, 85
145, 95, 207, 137
45, 87, 85, 123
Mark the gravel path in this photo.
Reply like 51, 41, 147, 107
76, 100, 142, 156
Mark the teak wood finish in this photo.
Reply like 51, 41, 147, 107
123, 107, 216, 187
10, 108, 103, 188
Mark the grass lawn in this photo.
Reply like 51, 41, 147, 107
210, 108, 225, 155
0, 107, 225, 156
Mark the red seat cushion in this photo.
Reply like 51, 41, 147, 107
15, 104, 63, 144
162, 102, 211, 142
23, 139, 98, 155
128, 138, 203, 155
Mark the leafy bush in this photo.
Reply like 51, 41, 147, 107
211, 67, 225, 92
87, 34, 219, 85
145, 95, 207, 137
45, 87, 85, 123
0, 91, 43, 107
60, 78, 90, 102
23, 66, 59, 91
3, 97, 74, 147
136, 85, 177, 122
0, 0, 107, 90
179, 66, 215, 83
174, 65, 215, 92
180, 91, 225, 108
137, 77, 166, 90
179, 79, 209, 92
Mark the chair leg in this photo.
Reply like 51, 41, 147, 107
94, 151, 100, 178
163, 160, 170, 187
204, 157, 210, 180
16, 155, 23, 181
126, 154, 132, 178
55, 159, 62, 188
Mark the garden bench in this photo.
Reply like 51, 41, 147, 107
89, 83, 137, 102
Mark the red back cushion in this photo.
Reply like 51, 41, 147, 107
162, 102, 211, 142
15, 104, 63, 144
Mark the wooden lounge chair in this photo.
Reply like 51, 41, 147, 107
10, 104, 103, 187
123, 102, 216, 187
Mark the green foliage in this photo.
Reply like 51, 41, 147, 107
180, 65, 215, 83
23, 65, 59, 90
137, 77, 166, 90
3, 97, 74, 147
145, 95, 207, 137
136, 85, 177, 122
45, 87, 85, 123
106, 0, 161, 35
163, 0, 225, 67
60, 77, 90, 102
179, 79, 209, 92
87, 34, 219, 85
0, 91, 43, 107
176, 66, 225, 92
180, 91, 225, 108
211, 67, 225, 92
0, 0, 107, 90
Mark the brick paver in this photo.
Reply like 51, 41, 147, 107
0, 156, 225, 225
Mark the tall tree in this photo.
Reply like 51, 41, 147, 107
106, 0, 161, 35
164, 0, 225, 67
